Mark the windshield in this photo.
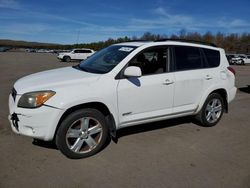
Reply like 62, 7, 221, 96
78, 45, 136, 74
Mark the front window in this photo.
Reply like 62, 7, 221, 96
78, 45, 136, 74
128, 47, 168, 75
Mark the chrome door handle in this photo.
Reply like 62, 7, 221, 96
163, 79, 174, 85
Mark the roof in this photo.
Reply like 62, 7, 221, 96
114, 41, 150, 47
116, 39, 218, 49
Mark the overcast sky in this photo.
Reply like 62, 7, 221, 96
0, 0, 249, 44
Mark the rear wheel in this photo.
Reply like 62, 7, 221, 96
56, 109, 109, 159
196, 93, 224, 127
63, 56, 71, 62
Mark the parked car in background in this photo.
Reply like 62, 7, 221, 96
226, 54, 234, 65
227, 54, 250, 65
229, 54, 243, 65
237, 54, 250, 64
0, 46, 11, 52
57, 48, 95, 62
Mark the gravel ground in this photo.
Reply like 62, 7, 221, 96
0, 52, 250, 188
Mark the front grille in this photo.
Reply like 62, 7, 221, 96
11, 88, 17, 101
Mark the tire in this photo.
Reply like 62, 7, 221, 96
195, 93, 224, 127
56, 109, 109, 159
63, 56, 71, 63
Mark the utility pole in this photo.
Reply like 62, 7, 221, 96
76, 30, 80, 47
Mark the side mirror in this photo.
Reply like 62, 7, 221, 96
124, 66, 142, 77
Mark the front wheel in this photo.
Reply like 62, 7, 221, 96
195, 93, 224, 127
56, 109, 109, 159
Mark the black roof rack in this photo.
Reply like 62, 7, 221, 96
126, 40, 152, 42
154, 38, 217, 47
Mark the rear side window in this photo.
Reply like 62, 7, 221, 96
203, 48, 220, 68
81, 50, 92, 53
174, 46, 203, 71
75, 50, 92, 53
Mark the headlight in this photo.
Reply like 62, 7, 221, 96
18, 91, 56, 108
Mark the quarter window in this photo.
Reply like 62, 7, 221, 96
203, 48, 220, 68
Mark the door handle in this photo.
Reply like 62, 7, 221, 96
163, 79, 174, 85
205, 75, 213, 80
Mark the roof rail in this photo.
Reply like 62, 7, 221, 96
126, 40, 152, 42
154, 38, 217, 47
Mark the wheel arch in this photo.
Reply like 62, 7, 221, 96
197, 88, 228, 114
211, 89, 228, 113
54, 102, 117, 140
63, 55, 71, 62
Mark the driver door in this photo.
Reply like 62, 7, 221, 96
117, 46, 175, 126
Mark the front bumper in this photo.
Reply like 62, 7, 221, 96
8, 94, 64, 141
57, 55, 63, 60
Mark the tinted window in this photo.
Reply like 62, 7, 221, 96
174, 46, 203, 71
203, 48, 220, 67
74, 50, 92, 53
81, 50, 92, 53
129, 47, 168, 75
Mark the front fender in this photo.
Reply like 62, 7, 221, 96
45, 83, 119, 129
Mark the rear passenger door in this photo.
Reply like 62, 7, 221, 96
80, 50, 92, 60
72, 50, 81, 60
171, 46, 216, 113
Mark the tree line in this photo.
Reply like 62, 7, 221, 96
74, 31, 250, 54
1, 31, 250, 54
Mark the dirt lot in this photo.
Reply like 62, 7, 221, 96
0, 52, 250, 188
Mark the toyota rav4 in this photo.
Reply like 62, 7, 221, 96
9, 40, 237, 159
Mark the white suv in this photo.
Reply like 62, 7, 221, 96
9, 40, 237, 159
229, 54, 250, 65
57, 48, 95, 62
236, 54, 250, 65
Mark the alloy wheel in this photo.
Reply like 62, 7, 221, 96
205, 98, 222, 124
66, 117, 103, 154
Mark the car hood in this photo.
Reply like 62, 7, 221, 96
14, 67, 101, 94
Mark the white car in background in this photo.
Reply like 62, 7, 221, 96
237, 54, 250, 64
57, 48, 95, 62
230, 54, 250, 65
